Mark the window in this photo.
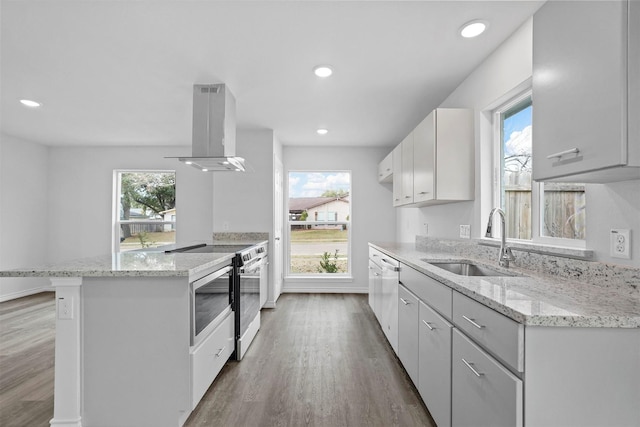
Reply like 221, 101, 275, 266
113, 170, 176, 252
287, 171, 351, 276
494, 92, 585, 244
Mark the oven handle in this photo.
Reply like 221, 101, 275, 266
191, 265, 233, 291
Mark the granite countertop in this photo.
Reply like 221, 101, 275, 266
370, 242, 640, 328
0, 251, 235, 278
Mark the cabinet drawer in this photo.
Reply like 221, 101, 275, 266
419, 301, 452, 427
452, 329, 523, 427
400, 264, 452, 320
191, 312, 234, 409
398, 285, 420, 385
453, 292, 523, 372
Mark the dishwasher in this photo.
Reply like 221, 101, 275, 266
369, 247, 399, 355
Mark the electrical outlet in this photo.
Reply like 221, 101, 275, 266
57, 297, 73, 320
459, 225, 471, 239
610, 229, 631, 259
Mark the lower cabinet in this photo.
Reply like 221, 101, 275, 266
419, 301, 453, 427
452, 329, 523, 427
190, 312, 234, 409
398, 284, 419, 384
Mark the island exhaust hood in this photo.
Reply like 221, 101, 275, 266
173, 83, 245, 172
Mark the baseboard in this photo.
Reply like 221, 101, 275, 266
0, 286, 53, 303
282, 286, 368, 294
263, 301, 277, 309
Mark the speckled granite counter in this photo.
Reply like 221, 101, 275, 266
370, 242, 640, 328
0, 251, 235, 278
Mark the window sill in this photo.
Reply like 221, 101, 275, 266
477, 238, 593, 260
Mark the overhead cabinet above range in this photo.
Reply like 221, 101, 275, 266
532, 0, 640, 182
387, 108, 475, 207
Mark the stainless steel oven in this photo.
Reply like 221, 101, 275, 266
190, 264, 233, 346
235, 242, 268, 359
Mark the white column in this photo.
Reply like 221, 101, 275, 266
50, 277, 83, 427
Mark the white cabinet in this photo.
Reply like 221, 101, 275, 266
419, 300, 453, 427
400, 263, 452, 319
398, 284, 419, 385
452, 292, 524, 373
190, 311, 234, 409
377, 151, 393, 183
392, 144, 404, 207
413, 109, 474, 205
392, 134, 413, 206
380, 255, 399, 354
532, 0, 640, 182
452, 329, 523, 427
391, 108, 474, 207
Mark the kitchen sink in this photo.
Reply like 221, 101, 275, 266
424, 261, 516, 277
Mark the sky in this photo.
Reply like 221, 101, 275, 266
289, 172, 351, 198
503, 104, 532, 158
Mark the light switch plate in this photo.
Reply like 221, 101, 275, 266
459, 225, 471, 239
610, 229, 631, 259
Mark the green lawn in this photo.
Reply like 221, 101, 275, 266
290, 229, 347, 242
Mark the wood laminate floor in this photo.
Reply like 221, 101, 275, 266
0, 292, 435, 427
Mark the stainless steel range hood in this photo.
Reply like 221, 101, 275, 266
174, 84, 245, 172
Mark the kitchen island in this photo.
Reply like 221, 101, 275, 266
0, 250, 237, 427
369, 241, 640, 427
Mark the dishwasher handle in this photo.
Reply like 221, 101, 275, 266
379, 258, 399, 272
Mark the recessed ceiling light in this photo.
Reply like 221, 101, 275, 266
317, 128, 329, 135
460, 20, 487, 38
20, 99, 42, 108
202, 168, 208, 172
185, 161, 193, 165
313, 66, 333, 78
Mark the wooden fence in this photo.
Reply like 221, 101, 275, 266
504, 172, 585, 240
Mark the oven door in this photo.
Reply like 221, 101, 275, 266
191, 265, 233, 347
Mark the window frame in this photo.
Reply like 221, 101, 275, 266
285, 170, 352, 278
112, 169, 177, 253
492, 90, 586, 249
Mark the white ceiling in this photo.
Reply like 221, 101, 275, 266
1, 1, 544, 148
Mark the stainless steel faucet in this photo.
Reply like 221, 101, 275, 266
485, 208, 515, 268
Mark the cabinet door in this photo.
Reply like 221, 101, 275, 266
392, 144, 404, 207
532, 0, 629, 180
398, 284, 419, 385
413, 112, 435, 203
368, 259, 379, 314
381, 267, 399, 354
419, 301, 452, 427
378, 151, 393, 183
452, 329, 523, 427
401, 133, 414, 204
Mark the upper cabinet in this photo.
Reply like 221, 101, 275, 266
387, 108, 474, 208
377, 151, 393, 183
532, 0, 640, 182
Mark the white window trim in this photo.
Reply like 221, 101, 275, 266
491, 89, 587, 250
285, 170, 352, 279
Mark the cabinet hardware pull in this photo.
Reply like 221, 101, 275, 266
380, 259, 399, 271
395, 198, 400, 201
400, 298, 410, 305
418, 191, 429, 194
422, 319, 434, 331
374, 272, 380, 276
462, 315, 484, 329
462, 358, 483, 377
215, 346, 226, 358
405, 196, 411, 198
386, 168, 390, 171
547, 147, 579, 159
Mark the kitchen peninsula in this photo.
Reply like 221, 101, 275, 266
1, 249, 239, 427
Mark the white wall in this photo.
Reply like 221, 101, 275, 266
45, 145, 213, 263
211, 130, 275, 234
397, 17, 640, 267
0, 133, 51, 300
284, 146, 396, 292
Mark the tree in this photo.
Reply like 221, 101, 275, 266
320, 189, 348, 198
120, 172, 176, 237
